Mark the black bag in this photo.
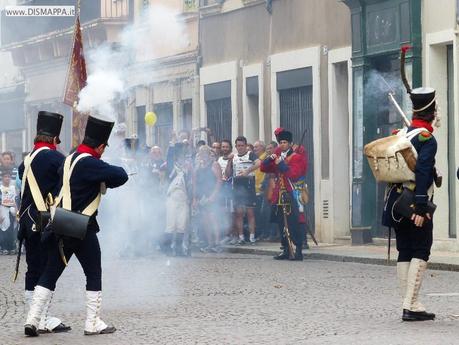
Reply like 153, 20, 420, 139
393, 188, 437, 219
52, 207, 90, 240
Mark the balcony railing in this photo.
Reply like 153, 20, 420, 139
1, 0, 132, 47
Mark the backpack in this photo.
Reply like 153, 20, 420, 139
364, 127, 426, 183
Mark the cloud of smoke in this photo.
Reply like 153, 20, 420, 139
76, 4, 189, 121
0, 0, 20, 88
86, 4, 196, 260
364, 69, 412, 115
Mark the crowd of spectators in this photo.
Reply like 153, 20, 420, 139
132, 130, 286, 256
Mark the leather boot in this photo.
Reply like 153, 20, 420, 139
37, 290, 71, 334
24, 286, 52, 336
84, 291, 116, 335
274, 235, 289, 260
291, 244, 303, 261
402, 259, 435, 321
274, 248, 289, 260
25, 289, 70, 334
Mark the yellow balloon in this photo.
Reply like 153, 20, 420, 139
144, 111, 157, 126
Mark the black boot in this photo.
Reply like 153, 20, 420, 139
275, 237, 289, 260
290, 244, 303, 261
174, 233, 185, 257
273, 249, 289, 260
161, 233, 173, 256
402, 309, 435, 321
24, 324, 39, 337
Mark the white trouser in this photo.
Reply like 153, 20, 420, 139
166, 189, 189, 234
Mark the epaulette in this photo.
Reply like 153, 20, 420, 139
391, 129, 401, 135
418, 131, 432, 142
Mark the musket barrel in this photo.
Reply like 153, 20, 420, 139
388, 93, 411, 127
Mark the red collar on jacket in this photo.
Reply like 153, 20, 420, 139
411, 119, 434, 133
33, 142, 56, 150
77, 144, 101, 159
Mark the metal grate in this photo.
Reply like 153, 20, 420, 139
322, 200, 329, 219
206, 97, 232, 142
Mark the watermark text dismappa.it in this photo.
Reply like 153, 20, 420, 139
4, 6, 75, 17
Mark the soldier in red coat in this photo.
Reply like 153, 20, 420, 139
260, 128, 307, 260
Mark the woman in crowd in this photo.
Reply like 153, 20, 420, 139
193, 146, 222, 253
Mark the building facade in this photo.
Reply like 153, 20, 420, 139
344, 0, 459, 249
417, 0, 458, 250
0, 0, 25, 159
1, 0, 134, 153
126, 0, 199, 151
199, 0, 352, 241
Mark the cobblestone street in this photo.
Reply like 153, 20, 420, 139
1, 252, 459, 345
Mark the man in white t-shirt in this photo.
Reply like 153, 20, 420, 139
225, 136, 257, 245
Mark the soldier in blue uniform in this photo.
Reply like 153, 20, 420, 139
382, 87, 439, 322
24, 116, 128, 336
17, 111, 70, 333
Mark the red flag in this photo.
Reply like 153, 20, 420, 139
63, 16, 88, 148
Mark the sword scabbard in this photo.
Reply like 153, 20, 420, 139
58, 238, 68, 266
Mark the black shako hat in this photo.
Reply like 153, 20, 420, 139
36, 111, 63, 143
410, 87, 436, 121
82, 116, 114, 147
275, 128, 293, 143
124, 137, 139, 151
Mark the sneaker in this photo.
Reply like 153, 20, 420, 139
229, 238, 238, 245
211, 246, 223, 253
220, 236, 232, 245
200, 246, 211, 253
235, 239, 245, 246
249, 238, 256, 246
2, 250, 8, 255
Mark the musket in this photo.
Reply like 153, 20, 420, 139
388, 92, 411, 127
277, 175, 296, 259
12, 193, 33, 282
12, 238, 23, 283
376, 73, 411, 127
280, 196, 296, 260
308, 226, 319, 246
